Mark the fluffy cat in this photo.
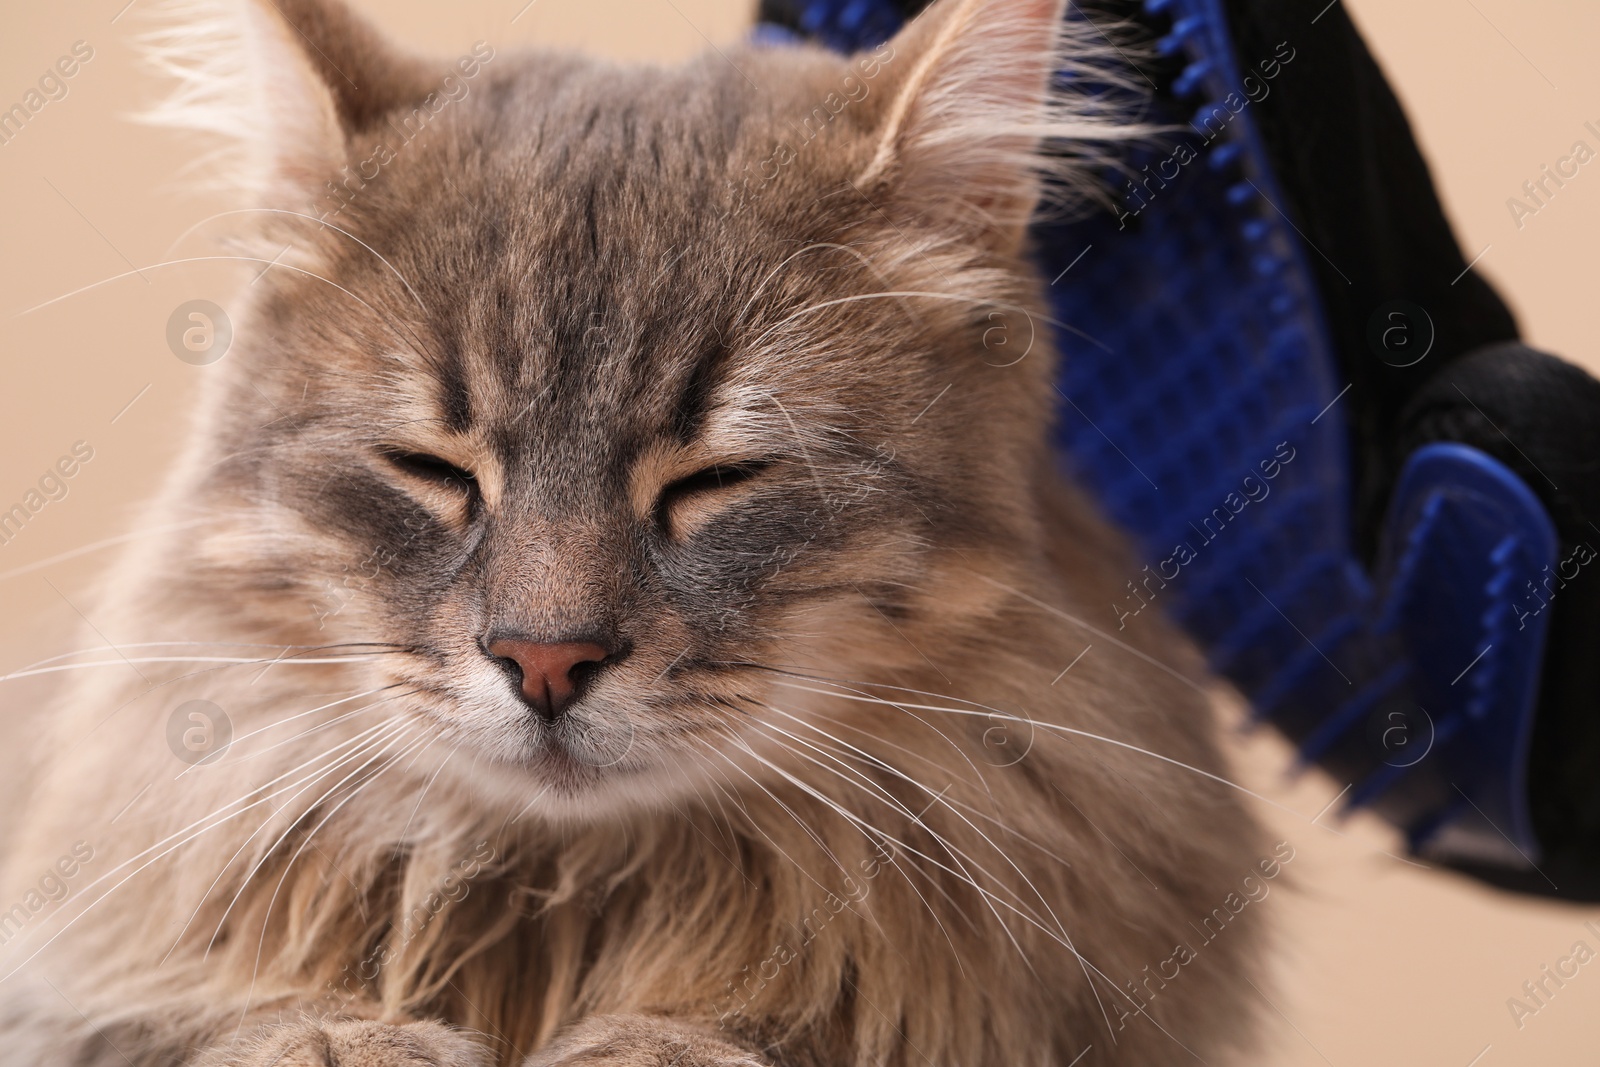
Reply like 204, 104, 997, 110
0, 0, 1268, 1063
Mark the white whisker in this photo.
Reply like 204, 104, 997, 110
205, 687, 413, 772
739, 716, 1057, 949
232, 726, 432, 1039
163, 208, 431, 316
201, 716, 423, 958
162, 715, 418, 963
0, 716, 409, 980
756, 702, 1077, 907
790, 704, 1077, 871
973, 575, 1210, 697
0, 520, 209, 585
1, 655, 404, 684
734, 716, 1167, 1044
745, 708, 1123, 1021
15, 255, 433, 361
688, 736, 878, 908
721, 730, 1056, 969
9, 641, 404, 675
773, 676, 1284, 808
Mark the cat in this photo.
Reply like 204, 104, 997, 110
0, 0, 1269, 1063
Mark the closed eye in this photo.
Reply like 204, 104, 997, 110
656, 460, 772, 531
383, 450, 478, 497
663, 461, 769, 499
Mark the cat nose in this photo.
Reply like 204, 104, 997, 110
485, 635, 615, 721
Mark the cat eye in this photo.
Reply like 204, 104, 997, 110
656, 460, 772, 530
383, 450, 478, 497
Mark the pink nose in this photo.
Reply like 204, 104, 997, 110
486, 638, 611, 721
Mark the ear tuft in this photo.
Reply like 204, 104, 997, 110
138, 0, 428, 202
859, 0, 1147, 246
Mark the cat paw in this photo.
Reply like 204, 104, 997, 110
525, 1014, 766, 1067
204, 1018, 490, 1067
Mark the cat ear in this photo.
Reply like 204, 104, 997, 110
858, 0, 1132, 249
142, 0, 432, 202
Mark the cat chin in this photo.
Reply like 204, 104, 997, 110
415, 725, 715, 823
457, 760, 712, 826
521, 742, 741, 822
515, 771, 704, 824
520, 738, 633, 792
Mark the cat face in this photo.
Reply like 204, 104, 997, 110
172, 0, 1116, 804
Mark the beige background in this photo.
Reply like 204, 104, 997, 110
1, 0, 1597, 1063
